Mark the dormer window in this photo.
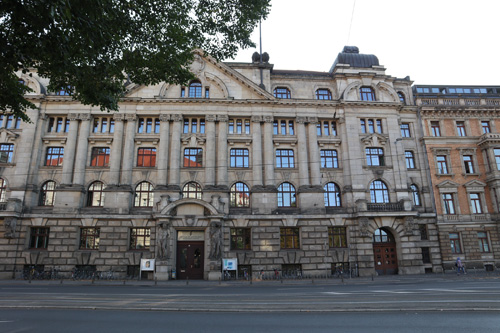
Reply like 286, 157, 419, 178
360, 86, 375, 101
274, 87, 291, 99
398, 92, 406, 104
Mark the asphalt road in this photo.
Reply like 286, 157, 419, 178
0, 275, 499, 312
1, 309, 499, 333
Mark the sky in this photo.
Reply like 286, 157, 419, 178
231, 0, 500, 86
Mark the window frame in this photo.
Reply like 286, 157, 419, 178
230, 182, 250, 208
129, 227, 151, 250
324, 182, 341, 207
477, 232, 490, 253
0, 143, 14, 163
87, 181, 105, 207
360, 86, 376, 101
370, 180, 389, 204
230, 148, 249, 168
315, 88, 332, 100
230, 228, 251, 250
469, 193, 482, 214
278, 182, 297, 207
45, 147, 64, 166
276, 149, 295, 168
182, 182, 202, 199
366, 148, 385, 166
481, 121, 491, 134
39, 180, 56, 206
79, 227, 100, 250
442, 193, 456, 214
411, 184, 421, 206
436, 155, 449, 174
463, 155, 475, 174
90, 147, 110, 167
280, 227, 300, 249
183, 148, 203, 167
400, 123, 411, 137
430, 121, 441, 136
137, 147, 157, 167
134, 181, 154, 208
456, 121, 467, 136
328, 227, 347, 248
188, 80, 202, 98
449, 232, 462, 254
320, 149, 339, 168
273, 87, 291, 99
29, 227, 50, 249
0, 178, 6, 203
405, 151, 416, 169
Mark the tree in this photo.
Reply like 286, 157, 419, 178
0, 0, 270, 121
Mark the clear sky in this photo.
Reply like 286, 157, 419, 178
231, 0, 500, 86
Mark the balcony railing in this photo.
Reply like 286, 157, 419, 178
367, 202, 403, 212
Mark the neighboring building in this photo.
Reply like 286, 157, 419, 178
0, 47, 441, 280
415, 85, 500, 271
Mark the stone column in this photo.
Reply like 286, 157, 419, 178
216, 115, 228, 188
108, 114, 125, 185
296, 117, 310, 188
263, 116, 275, 187
73, 113, 92, 186
307, 118, 321, 186
61, 113, 79, 185
121, 114, 137, 185
156, 114, 171, 187
205, 115, 216, 186
251, 116, 263, 187
168, 114, 183, 189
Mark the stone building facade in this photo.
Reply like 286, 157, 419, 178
415, 86, 500, 271
0, 47, 442, 280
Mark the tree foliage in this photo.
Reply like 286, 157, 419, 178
0, 0, 270, 120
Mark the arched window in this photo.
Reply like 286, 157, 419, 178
188, 80, 202, 98
230, 182, 250, 208
40, 180, 56, 206
397, 92, 406, 104
324, 182, 341, 207
278, 182, 296, 207
182, 182, 202, 199
87, 181, 105, 207
316, 89, 332, 100
370, 180, 389, 203
360, 86, 375, 101
411, 184, 421, 206
0, 178, 6, 203
373, 228, 395, 243
134, 181, 154, 207
273, 87, 291, 99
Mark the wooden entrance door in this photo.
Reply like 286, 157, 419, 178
176, 241, 204, 280
373, 228, 398, 275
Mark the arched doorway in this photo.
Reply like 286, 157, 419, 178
373, 228, 398, 275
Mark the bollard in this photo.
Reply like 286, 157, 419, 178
371, 274, 374, 281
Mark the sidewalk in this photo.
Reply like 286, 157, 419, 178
3, 269, 499, 287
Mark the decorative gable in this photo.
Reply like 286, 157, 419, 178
361, 133, 387, 146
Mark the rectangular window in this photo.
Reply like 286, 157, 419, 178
366, 148, 384, 166
368, 119, 375, 133
495, 149, 500, 171
419, 224, 428, 240
421, 247, 431, 264
183, 118, 205, 134
130, 228, 150, 250
431, 121, 441, 136
0, 144, 14, 163
456, 121, 467, 136
280, 227, 300, 249
317, 120, 337, 136
481, 121, 491, 134
90, 147, 110, 167
137, 148, 157, 167
45, 147, 64, 166
360, 119, 366, 133
229, 119, 251, 135
230, 228, 251, 250
230, 148, 249, 168
449, 233, 462, 254
29, 227, 50, 249
376, 119, 383, 133
442, 193, 455, 214
436, 155, 448, 174
470, 193, 482, 214
79, 227, 100, 250
463, 155, 475, 174
401, 123, 411, 137
92, 117, 113, 133
478, 232, 490, 253
328, 227, 347, 248
47, 116, 69, 133
184, 148, 203, 167
320, 150, 339, 168
405, 151, 415, 169
276, 149, 295, 168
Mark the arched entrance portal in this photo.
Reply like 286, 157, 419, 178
373, 228, 398, 275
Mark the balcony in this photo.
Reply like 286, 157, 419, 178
367, 202, 403, 212
418, 97, 500, 107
